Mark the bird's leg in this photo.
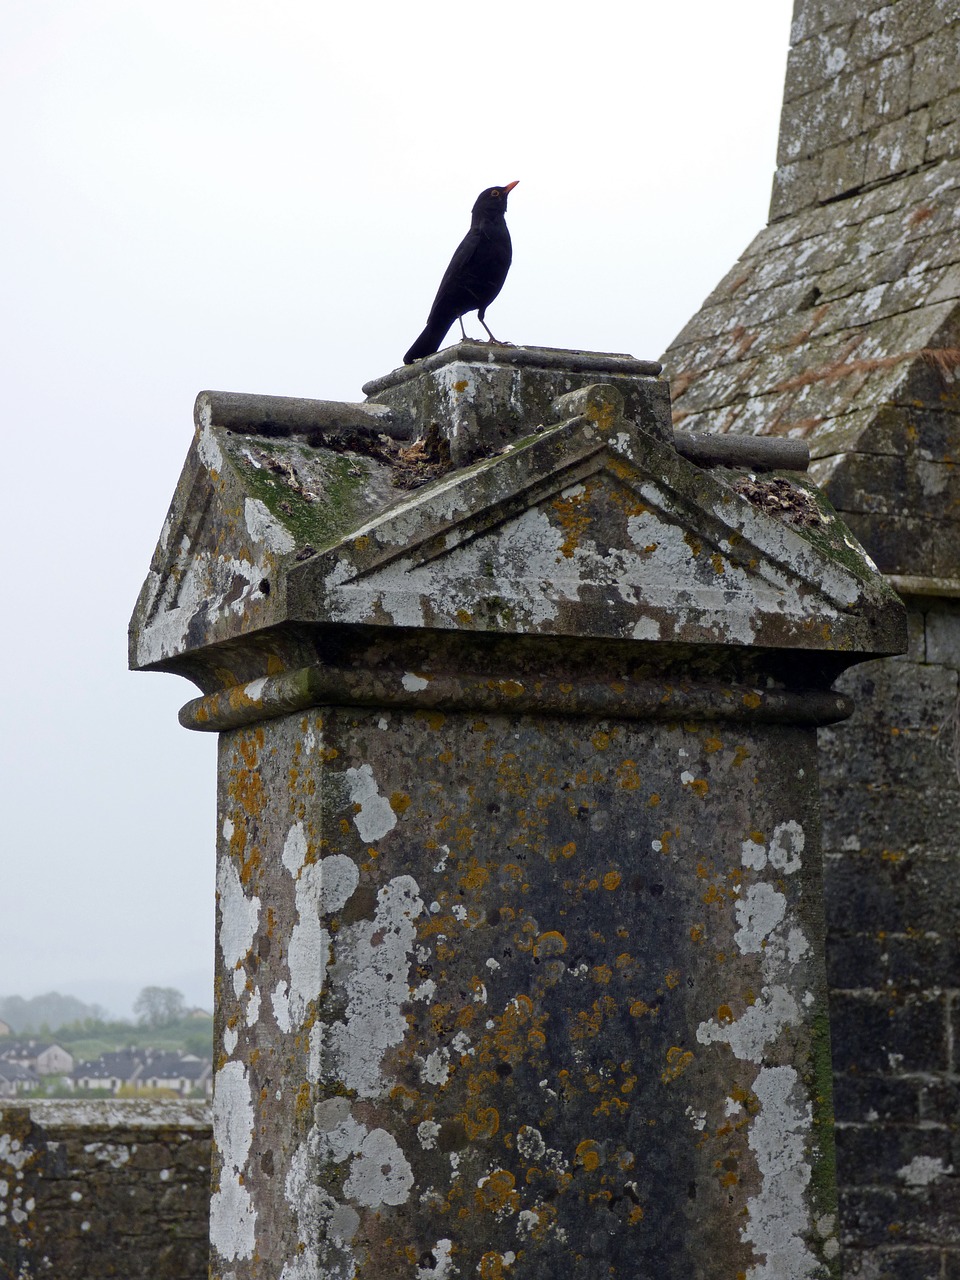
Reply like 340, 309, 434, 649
458, 317, 468, 341
478, 316, 512, 347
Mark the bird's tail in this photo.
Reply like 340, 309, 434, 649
403, 315, 453, 365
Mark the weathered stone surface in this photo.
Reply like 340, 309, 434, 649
210, 705, 837, 1280
131, 345, 904, 1278
0, 1100, 211, 1279
661, 3, 960, 1274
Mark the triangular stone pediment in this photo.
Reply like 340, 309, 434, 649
288, 412, 899, 654
130, 380, 904, 681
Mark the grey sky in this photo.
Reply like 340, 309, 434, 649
1, 0, 792, 1018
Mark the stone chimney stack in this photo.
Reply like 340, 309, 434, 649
132, 342, 904, 1279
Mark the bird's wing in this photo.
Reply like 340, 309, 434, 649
427, 229, 486, 317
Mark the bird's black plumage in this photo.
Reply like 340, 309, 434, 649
403, 181, 518, 364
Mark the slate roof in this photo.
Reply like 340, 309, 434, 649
662, 0, 960, 582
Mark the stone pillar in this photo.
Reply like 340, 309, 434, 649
131, 344, 905, 1279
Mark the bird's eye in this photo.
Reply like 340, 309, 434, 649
490, 189, 501, 197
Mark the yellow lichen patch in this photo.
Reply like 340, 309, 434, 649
615, 953, 633, 969
685, 777, 709, 798
294, 1082, 312, 1123
733, 746, 751, 767
456, 609, 474, 625
476, 1169, 518, 1215
592, 730, 611, 751
461, 861, 490, 891
664, 970, 681, 990
602, 871, 622, 891
684, 532, 702, 557
514, 920, 539, 953
239, 845, 262, 887
559, 841, 577, 860
533, 930, 567, 959
575, 1139, 601, 1172
628, 1205, 645, 1225
629, 999, 652, 1019
703, 736, 723, 754
496, 679, 525, 698
479, 1253, 511, 1280
661, 1046, 694, 1083
452, 379, 469, 392
616, 761, 642, 791
571, 996, 617, 1040
518, 1202, 557, 1241
741, 691, 762, 710
552, 489, 594, 558
390, 791, 411, 815
881, 849, 905, 862
648, 792, 661, 807
690, 924, 705, 943
710, 553, 725, 576
415, 711, 446, 731
591, 965, 613, 985
702, 883, 725, 906
234, 768, 266, 818
463, 1107, 500, 1141
717, 1004, 734, 1024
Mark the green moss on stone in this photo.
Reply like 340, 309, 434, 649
224, 436, 370, 551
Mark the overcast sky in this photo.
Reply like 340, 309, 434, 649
1, 0, 793, 1019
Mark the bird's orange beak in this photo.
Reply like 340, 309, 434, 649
503, 180, 519, 194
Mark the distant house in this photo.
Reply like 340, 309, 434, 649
0, 1019, 13, 1037
0, 1061, 40, 1097
71, 1048, 212, 1098
73, 1050, 143, 1094
0, 1039, 74, 1076
140, 1052, 212, 1098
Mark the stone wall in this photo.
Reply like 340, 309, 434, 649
0, 1099, 210, 1279
820, 600, 960, 1279
659, 0, 960, 1272
771, 0, 959, 220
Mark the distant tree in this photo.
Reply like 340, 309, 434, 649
133, 986, 186, 1028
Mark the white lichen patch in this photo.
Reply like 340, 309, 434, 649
768, 821, 804, 874
698, 985, 802, 1062
283, 1105, 415, 1277
695, 821, 823, 1274
343, 1127, 415, 1207
311, 875, 423, 1095
418, 1121, 441, 1150
742, 1066, 818, 1279
416, 1238, 454, 1279
898, 1155, 953, 1186
217, 859, 261, 1000
244, 497, 296, 554
735, 883, 788, 953
281, 822, 359, 1025
210, 1060, 257, 1262
197, 420, 224, 474
345, 764, 397, 843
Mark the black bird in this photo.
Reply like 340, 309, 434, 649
403, 181, 518, 364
